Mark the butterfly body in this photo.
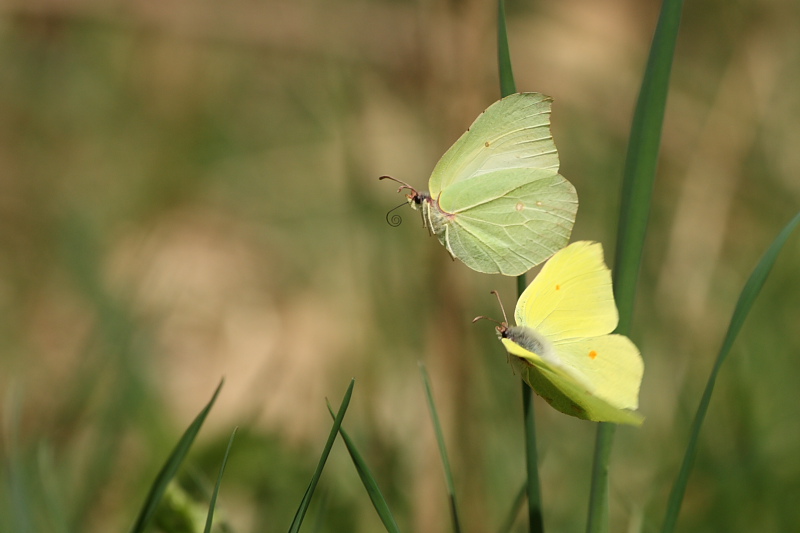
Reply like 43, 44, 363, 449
498, 325, 554, 363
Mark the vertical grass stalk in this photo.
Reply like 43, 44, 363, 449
586, 0, 685, 531
498, 2, 543, 531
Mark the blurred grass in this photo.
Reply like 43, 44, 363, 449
1, 1, 799, 532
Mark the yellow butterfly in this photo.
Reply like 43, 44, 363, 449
479, 241, 644, 425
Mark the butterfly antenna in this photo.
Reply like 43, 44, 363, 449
384, 201, 407, 227
379, 175, 417, 194
490, 290, 509, 324
472, 315, 503, 326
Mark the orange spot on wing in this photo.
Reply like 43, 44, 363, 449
555, 284, 561, 290
588, 350, 598, 360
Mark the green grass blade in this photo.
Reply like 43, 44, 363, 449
326, 402, 402, 533
497, 0, 516, 97
518, 263, 542, 533
500, 1, 543, 529
613, 0, 685, 329
497, 481, 527, 533
287, 379, 355, 533
660, 211, 800, 533
129, 379, 224, 533
203, 427, 238, 533
520, 383, 543, 533
419, 362, 461, 533
587, 1, 685, 532
519, 261, 542, 533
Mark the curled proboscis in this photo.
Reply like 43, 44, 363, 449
385, 201, 407, 227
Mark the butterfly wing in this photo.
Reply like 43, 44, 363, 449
514, 241, 618, 340
502, 337, 644, 425
551, 335, 643, 411
428, 93, 559, 198
436, 168, 577, 275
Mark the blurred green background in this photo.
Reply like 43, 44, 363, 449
1, 0, 799, 531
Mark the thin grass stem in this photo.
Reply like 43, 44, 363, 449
498, 2, 544, 531
420, 362, 462, 533
203, 428, 237, 533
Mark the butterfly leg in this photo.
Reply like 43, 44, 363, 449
443, 226, 456, 261
422, 202, 434, 235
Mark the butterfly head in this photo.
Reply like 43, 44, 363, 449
474, 291, 553, 359
380, 175, 436, 229
378, 175, 429, 206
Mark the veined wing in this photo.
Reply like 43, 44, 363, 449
437, 168, 577, 275
428, 93, 559, 197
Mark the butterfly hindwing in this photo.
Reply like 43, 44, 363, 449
551, 335, 643, 411
503, 337, 643, 425
436, 168, 577, 275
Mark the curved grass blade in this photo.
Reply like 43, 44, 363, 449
287, 379, 355, 533
419, 362, 461, 533
587, 1, 685, 532
660, 211, 800, 533
129, 379, 224, 533
203, 427, 238, 533
497, 481, 527, 533
326, 402, 402, 533
498, 2, 543, 530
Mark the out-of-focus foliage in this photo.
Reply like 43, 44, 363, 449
0, 1, 798, 532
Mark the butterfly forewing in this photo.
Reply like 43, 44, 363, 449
515, 241, 618, 339
428, 93, 559, 197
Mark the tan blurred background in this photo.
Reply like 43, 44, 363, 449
2, 0, 799, 531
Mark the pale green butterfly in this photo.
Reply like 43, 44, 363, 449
381, 92, 578, 276
476, 241, 644, 425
